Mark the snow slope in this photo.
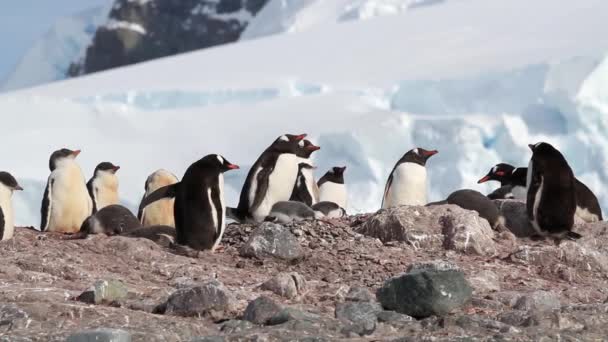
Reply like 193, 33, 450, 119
1, 4, 111, 92
2, 0, 608, 227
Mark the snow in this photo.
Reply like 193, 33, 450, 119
1, 0, 608, 228
191, 3, 254, 24
0, 5, 110, 92
105, 19, 147, 35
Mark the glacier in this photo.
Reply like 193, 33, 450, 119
1, 0, 608, 228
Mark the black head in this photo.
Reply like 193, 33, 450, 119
477, 163, 516, 184
296, 139, 321, 158
400, 147, 438, 166
267, 133, 308, 154
201, 154, 240, 173
49, 148, 80, 171
319, 166, 347, 184
0, 171, 23, 191
528, 142, 568, 170
94, 162, 120, 175
298, 162, 316, 171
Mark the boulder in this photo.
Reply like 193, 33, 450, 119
513, 291, 561, 312
344, 287, 376, 303
158, 280, 234, 318
240, 223, 304, 261
335, 301, 382, 336
77, 279, 128, 305
261, 272, 307, 299
66, 329, 131, 342
243, 296, 283, 325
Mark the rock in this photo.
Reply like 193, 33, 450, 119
455, 315, 514, 333
159, 280, 234, 318
493, 200, 535, 237
344, 287, 376, 302
468, 270, 501, 293
77, 279, 128, 305
0, 305, 30, 333
358, 205, 496, 255
240, 222, 304, 261
220, 320, 255, 334
377, 268, 473, 318
511, 241, 608, 276
377, 310, 415, 324
190, 337, 225, 342
514, 291, 561, 312
66, 328, 131, 342
335, 301, 382, 336
407, 260, 460, 273
261, 272, 307, 299
268, 308, 322, 326
243, 296, 283, 324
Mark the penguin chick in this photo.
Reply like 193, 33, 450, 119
138, 169, 179, 227
78, 204, 141, 238
266, 201, 317, 224
0, 172, 23, 241
427, 189, 505, 231
87, 162, 120, 213
122, 225, 176, 247
311, 201, 346, 219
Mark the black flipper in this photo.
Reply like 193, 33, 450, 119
249, 166, 273, 215
0, 207, 5, 240
381, 173, 394, 208
138, 183, 179, 216
86, 178, 97, 214
40, 177, 53, 231
226, 207, 242, 222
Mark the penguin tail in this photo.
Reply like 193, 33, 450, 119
566, 231, 583, 240
425, 200, 448, 207
138, 184, 178, 215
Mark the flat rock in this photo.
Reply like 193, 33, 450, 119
243, 296, 283, 324
66, 328, 131, 342
358, 205, 496, 255
335, 301, 382, 336
468, 270, 501, 294
344, 287, 376, 302
159, 280, 234, 318
261, 272, 307, 299
240, 223, 304, 261
77, 279, 128, 305
514, 291, 561, 312
377, 268, 473, 318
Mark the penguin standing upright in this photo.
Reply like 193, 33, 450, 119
233, 134, 310, 222
139, 154, 239, 251
41, 148, 93, 233
382, 148, 438, 209
526, 142, 580, 239
138, 169, 179, 227
290, 162, 318, 206
318, 166, 347, 208
0, 172, 23, 241
478, 163, 527, 200
87, 162, 120, 213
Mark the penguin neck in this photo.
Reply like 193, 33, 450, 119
0, 184, 14, 236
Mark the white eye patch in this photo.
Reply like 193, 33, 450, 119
279, 135, 289, 142
216, 155, 224, 164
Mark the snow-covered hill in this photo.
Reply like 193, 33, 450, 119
2, 0, 608, 227
1, 5, 111, 92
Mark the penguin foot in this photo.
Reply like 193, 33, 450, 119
213, 245, 226, 253
566, 231, 583, 240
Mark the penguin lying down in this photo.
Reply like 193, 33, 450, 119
265, 201, 347, 224
426, 189, 506, 231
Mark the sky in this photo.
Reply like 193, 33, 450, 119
0, 0, 108, 83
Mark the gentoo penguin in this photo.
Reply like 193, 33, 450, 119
78, 204, 141, 237
318, 166, 347, 208
0, 172, 23, 241
41, 148, 93, 233
233, 134, 310, 222
139, 154, 239, 251
478, 163, 527, 200
290, 163, 318, 206
266, 201, 318, 224
574, 179, 603, 222
311, 201, 347, 219
382, 148, 438, 209
87, 162, 120, 213
138, 169, 178, 227
527, 142, 580, 240
427, 189, 505, 230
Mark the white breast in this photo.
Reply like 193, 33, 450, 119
301, 167, 318, 205
251, 153, 299, 222
92, 172, 119, 210
0, 185, 15, 240
530, 175, 545, 235
47, 162, 93, 233
382, 162, 427, 209
319, 182, 347, 208
511, 185, 527, 201
211, 174, 226, 251
141, 170, 178, 227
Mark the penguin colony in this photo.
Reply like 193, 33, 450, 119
0, 136, 600, 249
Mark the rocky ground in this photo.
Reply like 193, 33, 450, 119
1, 200, 608, 341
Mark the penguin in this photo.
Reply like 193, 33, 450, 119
40, 148, 93, 233
311, 201, 347, 219
87, 162, 120, 213
294, 140, 321, 203
138, 169, 179, 227
138, 154, 239, 251
526, 142, 580, 240
290, 162, 318, 207
265, 201, 318, 224
78, 204, 141, 237
482, 164, 602, 222
122, 225, 176, 247
427, 189, 505, 230
478, 163, 527, 200
318, 166, 347, 209
382, 148, 438, 209
233, 134, 311, 222
0, 172, 23, 241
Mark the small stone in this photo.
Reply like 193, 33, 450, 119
468, 270, 501, 293
77, 279, 128, 305
243, 296, 283, 324
220, 320, 255, 334
261, 272, 307, 299
335, 301, 382, 336
190, 337, 225, 342
0, 305, 30, 333
406, 260, 460, 273
239, 223, 304, 261
344, 287, 375, 302
159, 280, 234, 318
377, 268, 472, 318
377, 311, 415, 323
268, 308, 321, 326
66, 328, 131, 342
513, 291, 560, 312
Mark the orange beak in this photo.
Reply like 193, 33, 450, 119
477, 175, 491, 184
72, 149, 81, 157
227, 163, 240, 170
